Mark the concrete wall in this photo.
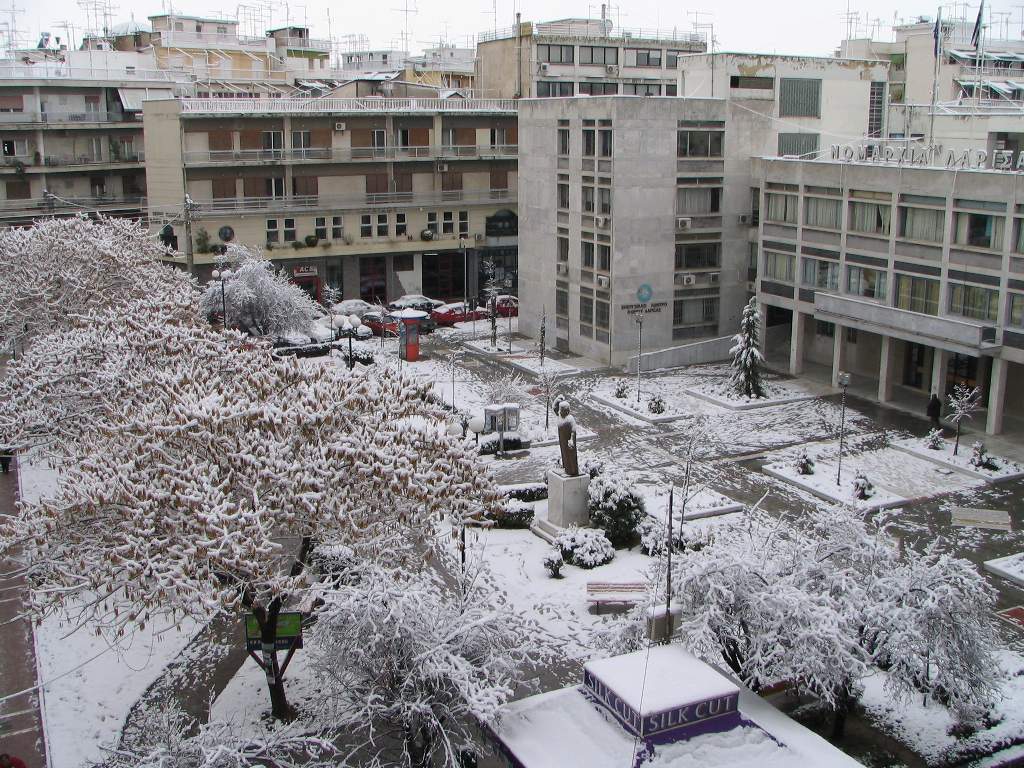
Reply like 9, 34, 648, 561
141, 98, 185, 208
625, 334, 734, 373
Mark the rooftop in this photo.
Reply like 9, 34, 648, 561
174, 96, 517, 115
478, 18, 705, 46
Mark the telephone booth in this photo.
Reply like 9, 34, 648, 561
392, 308, 427, 362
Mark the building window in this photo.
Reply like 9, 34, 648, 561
765, 193, 798, 224
315, 216, 327, 239
763, 251, 795, 282
816, 320, 835, 338
801, 257, 839, 290
623, 82, 661, 96
537, 81, 574, 97
427, 212, 438, 234
730, 75, 774, 89
332, 215, 344, 239
580, 296, 594, 324
847, 266, 887, 300
1009, 293, 1024, 326
283, 218, 296, 241
677, 130, 723, 157
582, 186, 595, 213
867, 81, 885, 137
597, 244, 611, 271
949, 284, 999, 322
598, 188, 611, 215
953, 211, 1004, 250
849, 201, 892, 236
595, 300, 609, 328
583, 129, 596, 156
899, 206, 945, 242
266, 218, 279, 244
537, 44, 574, 63
599, 129, 612, 157
677, 187, 721, 215
392, 212, 405, 237
361, 214, 372, 237
266, 177, 285, 198
393, 253, 414, 271
442, 211, 454, 234
581, 241, 595, 268
666, 50, 687, 68
673, 295, 719, 326
377, 214, 389, 237
579, 46, 617, 65
579, 81, 618, 95
779, 78, 822, 117
459, 211, 469, 237
292, 130, 311, 152
804, 196, 841, 229
894, 274, 939, 315
626, 48, 662, 67
557, 183, 570, 209
558, 236, 569, 262
261, 130, 283, 155
558, 128, 570, 155
777, 133, 819, 157
675, 243, 720, 269
556, 288, 568, 315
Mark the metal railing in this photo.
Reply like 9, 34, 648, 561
897, 99, 1024, 115
277, 36, 332, 52
957, 64, 1024, 79
39, 152, 145, 167
179, 97, 518, 114
0, 194, 146, 215
170, 188, 514, 217
0, 62, 190, 82
182, 144, 518, 164
0, 110, 138, 124
152, 30, 272, 49
478, 21, 705, 45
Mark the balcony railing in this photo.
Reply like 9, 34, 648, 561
277, 36, 332, 52
478, 21, 705, 45
152, 30, 272, 49
0, 63, 189, 83
173, 188, 514, 217
38, 153, 145, 168
182, 144, 518, 164
180, 97, 518, 115
0, 194, 146, 215
0, 110, 138, 124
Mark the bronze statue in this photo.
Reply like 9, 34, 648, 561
556, 401, 579, 476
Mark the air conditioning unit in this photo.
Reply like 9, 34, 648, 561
437, 162, 449, 172
739, 213, 752, 225
606, 64, 618, 74
595, 216, 609, 228
596, 275, 610, 289
556, 263, 568, 275
333, 121, 347, 131
676, 217, 692, 230
708, 271, 720, 284
539, 62, 549, 72
674, 273, 696, 286
474, 233, 485, 242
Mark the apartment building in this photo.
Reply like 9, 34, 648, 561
751, 153, 1024, 434
143, 96, 518, 303
475, 18, 705, 100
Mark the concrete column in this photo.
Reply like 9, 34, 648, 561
342, 255, 360, 300
986, 357, 1008, 435
878, 335, 896, 403
757, 302, 769, 363
789, 310, 806, 376
931, 348, 950, 399
831, 324, 846, 388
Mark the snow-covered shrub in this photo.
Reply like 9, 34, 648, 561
485, 371, 527, 406
613, 381, 630, 399
342, 345, 375, 367
478, 431, 525, 455
647, 394, 667, 414
310, 543, 358, 587
925, 428, 944, 450
796, 450, 815, 475
852, 471, 874, 500
542, 549, 564, 578
555, 527, 614, 569
969, 441, 999, 471
502, 482, 548, 503
582, 457, 605, 479
588, 468, 645, 547
485, 499, 534, 529
639, 517, 670, 556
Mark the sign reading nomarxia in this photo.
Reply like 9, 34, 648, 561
830, 142, 1024, 171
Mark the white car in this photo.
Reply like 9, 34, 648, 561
389, 294, 445, 312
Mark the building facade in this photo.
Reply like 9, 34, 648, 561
752, 154, 1024, 434
143, 96, 518, 303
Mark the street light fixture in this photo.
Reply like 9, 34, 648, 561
332, 313, 363, 369
211, 268, 231, 328
468, 414, 485, 447
836, 371, 851, 486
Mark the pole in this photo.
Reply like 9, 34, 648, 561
928, 7, 942, 146
664, 484, 673, 640
183, 194, 197, 276
348, 333, 354, 370
451, 353, 456, 409
636, 315, 643, 403
508, 308, 512, 353
836, 384, 848, 486
220, 278, 226, 327
460, 520, 466, 572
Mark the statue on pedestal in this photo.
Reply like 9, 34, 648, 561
556, 401, 579, 476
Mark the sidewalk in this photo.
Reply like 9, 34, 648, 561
0, 455, 48, 767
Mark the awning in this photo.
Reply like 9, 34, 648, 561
116, 87, 175, 111
948, 49, 975, 63
298, 80, 329, 89
987, 81, 1015, 97
1009, 80, 1024, 91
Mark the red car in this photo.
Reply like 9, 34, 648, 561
491, 295, 519, 318
361, 310, 399, 336
431, 301, 488, 326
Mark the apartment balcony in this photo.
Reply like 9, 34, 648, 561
277, 36, 332, 52
0, 153, 146, 172
182, 144, 518, 165
180, 97, 518, 115
0, 194, 146, 218
0, 63, 188, 84
0, 110, 139, 125
153, 29, 273, 52
175, 188, 514, 217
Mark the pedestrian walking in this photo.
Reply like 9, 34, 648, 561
0, 753, 29, 768
0, 447, 11, 474
927, 393, 942, 429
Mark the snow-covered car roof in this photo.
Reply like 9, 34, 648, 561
435, 301, 468, 311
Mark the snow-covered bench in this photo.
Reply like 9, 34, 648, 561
586, 581, 647, 613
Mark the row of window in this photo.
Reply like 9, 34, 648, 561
536, 44, 692, 68
537, 81, 678, 97
556, 127, 614, 157
266, 215, 345, 244
220, 127, 513, 151
264, 211, 470, 243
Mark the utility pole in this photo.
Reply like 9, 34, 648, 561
183, 194, 199, 275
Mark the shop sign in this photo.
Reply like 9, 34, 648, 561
830, 142, 1024, 171
293, 265, 317, 277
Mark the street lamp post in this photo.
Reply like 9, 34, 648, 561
468, 414, 485, 447
836, 371, 851, 486
332, 313, 363, 369
211, 268, 231, 328
636, 314, 644, 403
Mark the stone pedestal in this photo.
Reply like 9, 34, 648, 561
547, 470, 590, 529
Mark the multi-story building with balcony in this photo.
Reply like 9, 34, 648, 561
143, 96, 518, 303
751, 153, 1024, 435
475, 17, 705, 100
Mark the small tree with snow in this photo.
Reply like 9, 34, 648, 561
852, 471, 874, 500
647, 394, 667, 414
613, 381, 630, 399
536, 367, 560, 431
555, 527, 615, 568
588, 467, 645, 547
481, 259, 501, 349
542, 549, 564, 578
969, 440, 999, 472
947, 383, 982, 456
924, 428, 945, 450
729, 298, 766, 399
485, 370, 527, 406
796, 449, 815, 475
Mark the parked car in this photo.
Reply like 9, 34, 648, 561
361, 310, 400, 337
389, 294, 445, 313
431, 301, 488, 326
331, 299, 376, 318
490, 295, 519, 318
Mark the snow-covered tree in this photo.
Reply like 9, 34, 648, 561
484, 371, 526, 406
0, 215, 196, 349
536, 367, 560, 431
481, 259, 501, 349
947, 383, 982, 455
728, 298, 766, 399
588, 467, 645, 547
199, 247, 319, 337
308, 563, 554, 767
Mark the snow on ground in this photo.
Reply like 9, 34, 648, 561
434, 316, 519, 341
501, 353, 580, 378
20, 457, 203, 768
859, 649, 1024, 766
687, 376, 830, 410
984, 552, 1024, 588
893, 436, 1024, 482
637, 482, 743, 521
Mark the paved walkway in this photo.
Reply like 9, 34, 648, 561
0, 455, 48, 767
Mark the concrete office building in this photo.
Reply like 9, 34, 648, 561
143, 96, 518, 303
751, 152, 1024, 434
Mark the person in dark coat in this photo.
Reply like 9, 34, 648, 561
927, 393, 942, 429
0, 449, 11, 474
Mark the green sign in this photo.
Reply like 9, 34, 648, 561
244, 612, 304, 652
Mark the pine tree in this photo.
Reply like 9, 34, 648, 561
729, 297, 766, 399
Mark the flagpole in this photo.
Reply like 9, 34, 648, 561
974, 0, 985, 112
929, 7, 942, 146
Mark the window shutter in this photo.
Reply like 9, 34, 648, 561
239, 130, 262, 149
208, 130, 233, 151
242, 176, 264, 197
310, 128, 332, 147
5, 179, 30, 199
441, 172, 463, 191
489, 168, 508, 190
409, 127, 430, 146
778, 78, 822, 118
365, 173, 388, 194
211, 178, 236, 198
454, 127, 476, 146
394, 172, 413, 193
777, 133, 819, 157
293, 176, 318, 196
350, 129, 373, 147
